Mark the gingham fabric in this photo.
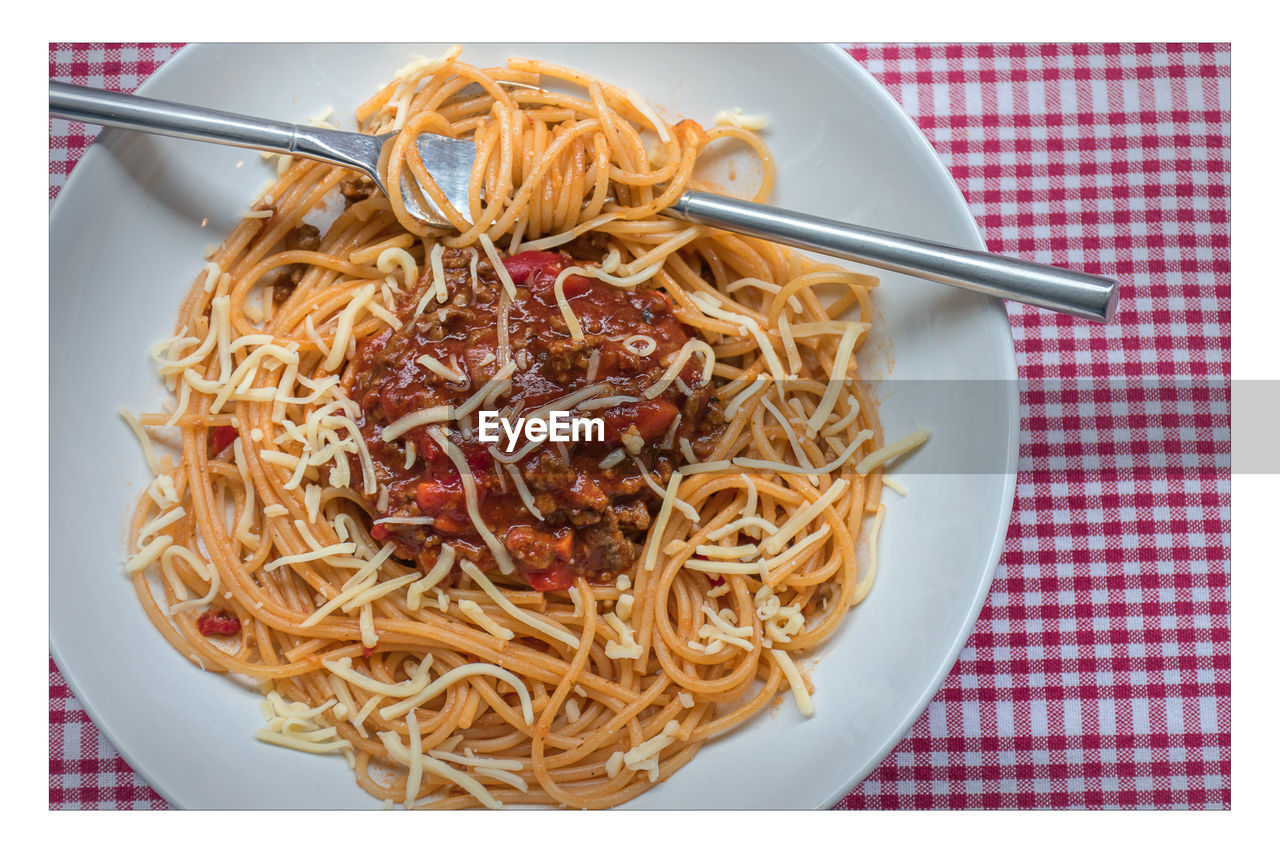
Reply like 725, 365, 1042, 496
48, 43, 1231, 810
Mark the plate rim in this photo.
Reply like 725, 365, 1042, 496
49, 42, 1020, 810
810, 43, 1019, 809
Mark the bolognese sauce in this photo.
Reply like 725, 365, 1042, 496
345, 246, 725, 590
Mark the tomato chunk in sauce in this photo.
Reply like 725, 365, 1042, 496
345, 247, 724, 589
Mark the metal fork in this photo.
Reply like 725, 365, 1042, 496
50, 81, 476, 227
50, 82, 1117, 322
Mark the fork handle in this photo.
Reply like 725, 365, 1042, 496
50, 81, 299, 153
48, 82, 381, 177
668, 191, 1118, 322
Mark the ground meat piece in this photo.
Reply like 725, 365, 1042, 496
424, 304, 472, 333
579, 511, 637, 574
612, 497, 652, 532
286, 222, 322, 252
260, 259, 309, 289
527, 459, 609, 526
504, 526, 557, 570
680, 383, 714, 433
340, 174, 376, 207
562, 230, 612, 263
442, 247, 470, 270
687, 396, 727, 460
269, 272, 296, 306
567, 472, 608, 512
532, 494, 558, 518
265, 223, 323, 287
566, 507, 603, 526
803, 582, 838, 617
542, 337, 595, 379
371, 519, 437, 563
523, 450, 576, 494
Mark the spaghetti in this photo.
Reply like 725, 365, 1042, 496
122, 50, 915, 809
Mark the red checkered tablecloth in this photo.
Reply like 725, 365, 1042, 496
48, 43, 1231, 810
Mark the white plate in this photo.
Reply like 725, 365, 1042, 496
49, 44, 1018, 809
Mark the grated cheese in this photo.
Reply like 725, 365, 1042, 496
733, 429, 873, 478
635, 458, 697, 522
881, 475, 908, 497
678, 460, 733, 476
459, 599, 516, 641
599, 448, 627, 470
428, 241, 448, 303
690, 293, 787, 379
459, 560, 579, 648
377, 247, 419, 290
136, 506, 186, 549
478, 233, 517, 298
805, 326, 859, 436
697, 604, 754, 651
642, 339, 715, 400
454, 361, 517, 420
323, 284, 378, 372
714, 107, 769, 130
777, 311, 802, 376
517, 213, 619, 253
761, 478, 848, 556
429, 749, 523, 773
622, 720, 680, 782
380, 730, 504, 809
378, 661, 534, 725
624, 88, 671, 142
323, 655, 433, 698
724, 276, 802, 312
762, 397, 818, 485
125, 535, 172, 573
428, 429, 517, 575
255, 690, 354, 766
405, 709, 424, 806
724, 374, 769, 421
119, 407, 162, 475
642, 470, 683, 574
262, 541, 358, 574
504, 463, 544, 521
496, 289, 512, 366
854, 427, 932, 476
164, 545, 220, 614
200, 261, 221, 293
359, 603, 377, 648
145, 475, 179, 512
406, 543, 457, 610
603, 612, 642, 660
770, 649, 814, 716
379, 405, 454, 443
473, 766, 528, 793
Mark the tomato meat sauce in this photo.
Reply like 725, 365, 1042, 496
196, 609, 242, 636
345, 246, 724, 590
